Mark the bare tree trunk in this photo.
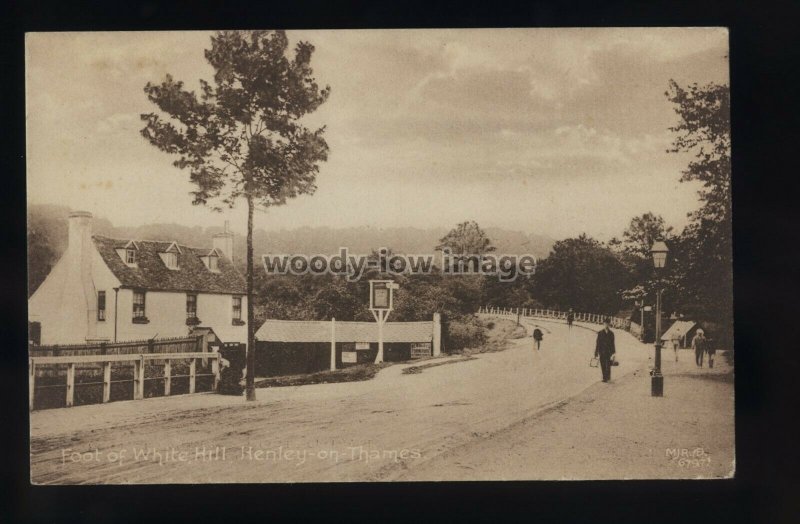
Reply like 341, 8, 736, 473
245, 195, 256, 401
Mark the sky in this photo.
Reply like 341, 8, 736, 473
26, 28, 729, 241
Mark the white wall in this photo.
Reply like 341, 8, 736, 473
28, 253, 87, 345
112, 289, 248, 343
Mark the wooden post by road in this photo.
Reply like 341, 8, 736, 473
66, 363, 75, 407
134, 356, 144, 400
330, 317, 337, 371
164, 359, 172, 396
433, 313, 442, 357
211, 356, 220, 391
29, 359, 35, 411
102, 362, 111, 403
189, 358, 196, 394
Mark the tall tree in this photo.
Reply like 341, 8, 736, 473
666, 81, 732, 345
141, 30, 330, 400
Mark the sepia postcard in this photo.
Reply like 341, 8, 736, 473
26, 28, 733, 483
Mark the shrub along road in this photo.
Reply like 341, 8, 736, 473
29, 318, 727, 483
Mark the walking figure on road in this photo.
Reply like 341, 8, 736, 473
567, 309, 574, 329
595, 318, 616, 382
671, 328, 682, 362
532, 327, 543, 351
692, 329, 708, 368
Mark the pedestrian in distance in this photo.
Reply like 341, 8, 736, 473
567, 309, 574, 329
595, 318, 616, 382
706, 337, 716, 368
671, 328, 682, 362
692, 329, 708, 368
532, 327, 543, 351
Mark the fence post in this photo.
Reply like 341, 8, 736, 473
330, 317, 337, 371
103, 361, 111, 403
164, 359, 172, 396
212, 356, 220, 392
134, 356, 144, 400
29, 359, 35, 411
66, 363, 75, 407
189, 358, 196, 394
433, 313, 442, 357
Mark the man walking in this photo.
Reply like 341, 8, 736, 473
532, 327, 543, 351
567, 309, 575, 329
692, 329, 707, 368
595, 318, 616, 382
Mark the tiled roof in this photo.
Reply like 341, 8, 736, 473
93, 236, 246, 294
255, 319, 433, 343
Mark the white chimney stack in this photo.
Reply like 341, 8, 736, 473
212, 220, 234, 263
66, 211, 97, 340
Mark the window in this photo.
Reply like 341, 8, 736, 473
165, 251, 178, 269
133, 290, 146, 319
209, 255, 219, 271
126, 249, 136, 264
232, 296, 242, 321
186, 293, 197, 319
97, 291, 106, 321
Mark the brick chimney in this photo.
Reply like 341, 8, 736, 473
212, 220, 234, 263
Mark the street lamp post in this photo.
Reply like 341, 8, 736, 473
650, 241, 669, 397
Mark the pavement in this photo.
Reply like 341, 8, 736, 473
29, 317, 733, 483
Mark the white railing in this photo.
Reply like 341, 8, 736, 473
477, 306, 632, 331
29, 351, 221, 411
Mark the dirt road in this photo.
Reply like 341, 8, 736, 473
31, 319, 653, 483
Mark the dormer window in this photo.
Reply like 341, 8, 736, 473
159, 241, 181, 270
201, 248, 222, 272
117, 241, 139, 267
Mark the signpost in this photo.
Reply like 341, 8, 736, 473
369, 280, 399, 364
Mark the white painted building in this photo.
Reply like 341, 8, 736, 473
29, 211, 248, 345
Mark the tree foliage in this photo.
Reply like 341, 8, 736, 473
666, 80, 731, 224
141, 30, 330, 211
615, 212, 674, 259
531, 234, 632, 315
437, 220, 496, 255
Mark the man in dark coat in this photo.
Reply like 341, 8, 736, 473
595, 318, 616, 382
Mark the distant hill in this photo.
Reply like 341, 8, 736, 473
27, 205, 555, 291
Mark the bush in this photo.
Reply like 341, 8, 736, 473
217, 346, 245, 396
218, 365, 244, 395
445, 315, 487, 352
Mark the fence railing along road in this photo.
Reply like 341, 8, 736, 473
478, 306, 632, 331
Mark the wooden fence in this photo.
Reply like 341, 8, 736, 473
478, 306, 632, 331
29, 335, 203, 357
29, 352, 220, 411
